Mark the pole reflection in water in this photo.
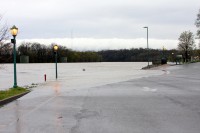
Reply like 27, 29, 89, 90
53, 82, 61, 96
53, 82, 64, 132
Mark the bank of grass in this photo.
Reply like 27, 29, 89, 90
0, 87, 29, 100
190, 60, 200, 63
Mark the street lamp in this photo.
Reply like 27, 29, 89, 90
143, 26, 149, 67
10, 25, 18, 88
53, 45, 58, 79
172, 52, 175, 63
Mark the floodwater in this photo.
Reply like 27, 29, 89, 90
0, 62, 163, 90
0, 62, 176, 133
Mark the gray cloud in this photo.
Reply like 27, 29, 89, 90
1, 0, 199, 50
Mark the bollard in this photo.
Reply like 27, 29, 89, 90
44, 74, 46, 82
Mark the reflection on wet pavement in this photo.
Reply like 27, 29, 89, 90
53, 82, 61, 96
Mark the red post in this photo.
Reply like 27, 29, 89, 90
44, 74, 46, 82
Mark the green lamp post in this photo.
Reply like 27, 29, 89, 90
10, 25, 18, 88
54, 45, 58, 79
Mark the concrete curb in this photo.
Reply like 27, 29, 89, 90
141, 64, 177, 70
141, 64, 163, 70
0, 91, 30, 106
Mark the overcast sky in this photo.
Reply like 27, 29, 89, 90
1, 0, 199, 51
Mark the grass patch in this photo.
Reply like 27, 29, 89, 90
0, 87, 29, 100
190, 60, 200, 63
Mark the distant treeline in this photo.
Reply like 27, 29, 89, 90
17, 42, 102, 63
99, 48, 176, 62
0, 42, 197, 63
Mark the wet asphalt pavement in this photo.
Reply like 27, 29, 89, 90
0, 63, 200, 133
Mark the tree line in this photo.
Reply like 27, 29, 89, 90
0, 42, 199, 64
16, 42, 102, 63
0, 41, 188, 63
0, 39, 199, 64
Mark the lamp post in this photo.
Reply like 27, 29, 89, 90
143, 26, 149, 67
162, 46, 165, 58
10, 25, 18, 88
53, 45, 58, 79
172, 52, 175, 63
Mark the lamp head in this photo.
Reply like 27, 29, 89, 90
54, 45, 58, 52
10, 25, 18, 36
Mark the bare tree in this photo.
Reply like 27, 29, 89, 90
0, 15, 11, 63
178, 31, 195, 62
0, 15, 9, 42
195, 9, 200, 48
